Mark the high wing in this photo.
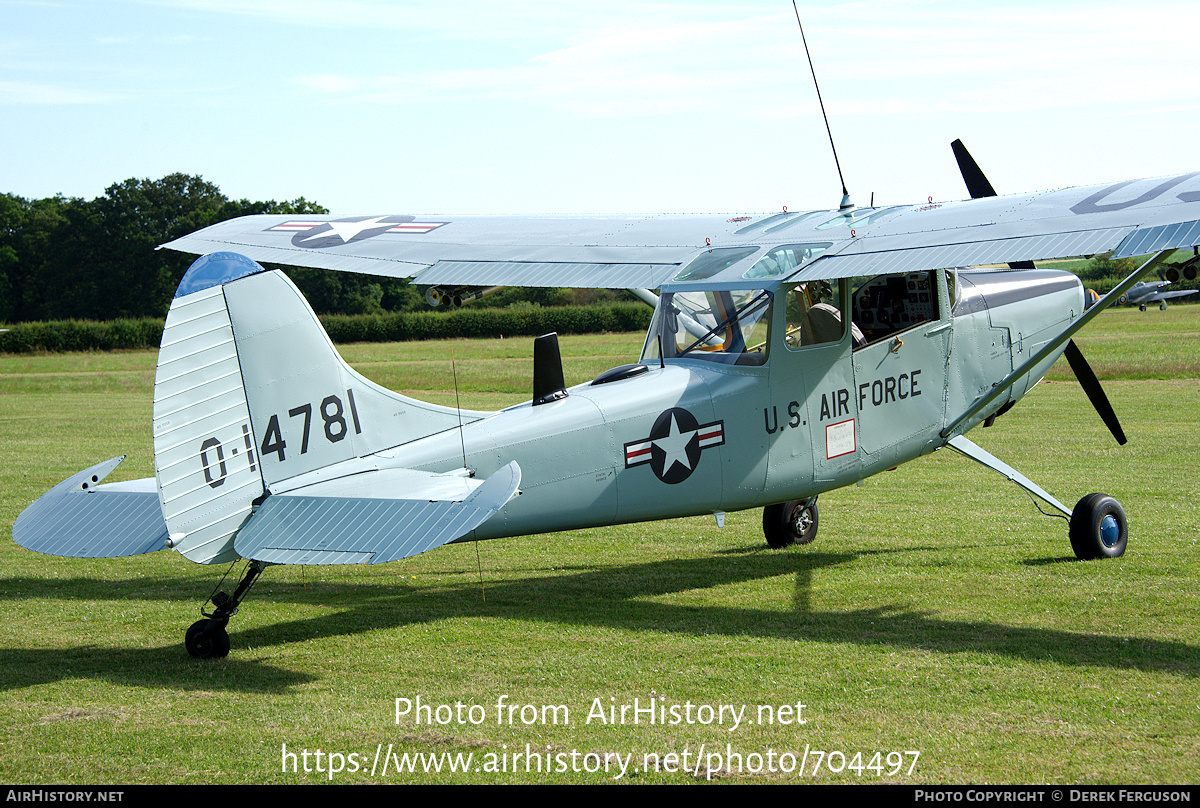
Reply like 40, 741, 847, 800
163, 213, 741, 290
161, 174, 1200, 287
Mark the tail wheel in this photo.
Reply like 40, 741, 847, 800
185, 619, 230, 659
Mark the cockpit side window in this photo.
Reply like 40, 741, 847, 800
850, 271, 940, 348
642, 289, 772, 366
784, 280, 862, 349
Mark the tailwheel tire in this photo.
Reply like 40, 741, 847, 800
186, 619, 231, 659
1069, 493, 1127, 561
763, 497, 819, 548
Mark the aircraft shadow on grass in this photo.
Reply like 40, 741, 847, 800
1, 545, 1196, 692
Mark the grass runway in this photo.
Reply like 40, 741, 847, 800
1, 307, 1197, 784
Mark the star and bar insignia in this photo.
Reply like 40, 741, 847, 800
266, 215, 448, 248
624, 407, 724, 485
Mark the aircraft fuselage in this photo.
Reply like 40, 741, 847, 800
379, 267, 1085, 542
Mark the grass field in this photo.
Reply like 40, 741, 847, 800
1, 307, 1197, 784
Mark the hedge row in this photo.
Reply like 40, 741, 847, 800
0, 304, 653, 354
0, 318, 165, 353
319, 303, 652, 343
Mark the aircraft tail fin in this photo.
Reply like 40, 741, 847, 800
153, 252, 485, 564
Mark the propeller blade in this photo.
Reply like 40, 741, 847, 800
951, 138, 998, 199
951, 140, 1035, 270
950, 139, 1125, 444
1064, 339, 1127, 445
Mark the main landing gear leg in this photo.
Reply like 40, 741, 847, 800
185, 560, 268, 659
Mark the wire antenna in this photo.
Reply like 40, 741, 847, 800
792, 1, 854, 211
450, 347, 468, 469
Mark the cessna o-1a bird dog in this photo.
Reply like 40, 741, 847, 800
14, 141, 1200, 658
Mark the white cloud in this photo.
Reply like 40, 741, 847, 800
287, 0, 1200, 124
0, 80, 123, 104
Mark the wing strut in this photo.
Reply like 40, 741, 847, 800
945, 436, 1071, 518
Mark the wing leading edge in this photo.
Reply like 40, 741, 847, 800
160, 174, 1200, 289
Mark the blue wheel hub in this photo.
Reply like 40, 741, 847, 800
1099, 514, 1121, 548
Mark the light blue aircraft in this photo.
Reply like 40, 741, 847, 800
14, 143, 1200, 658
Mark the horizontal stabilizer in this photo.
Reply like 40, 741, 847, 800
233, 461, 521, 565
13, 457, 169, 558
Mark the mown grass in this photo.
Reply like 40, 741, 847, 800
1047, 306, 1200, 380
1, 310, 1197, 784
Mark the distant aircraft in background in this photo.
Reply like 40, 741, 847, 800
1112, 274, 1199, 311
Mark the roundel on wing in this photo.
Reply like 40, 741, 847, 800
264, 216, 448, 248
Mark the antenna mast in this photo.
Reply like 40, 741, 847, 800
792, 1, 854, 212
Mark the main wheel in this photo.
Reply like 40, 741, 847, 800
185, 619, 231, 659
1069, 493, 1127, 560
763, 497, 819, 548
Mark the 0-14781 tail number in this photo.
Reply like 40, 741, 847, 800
198, 389, 363, 488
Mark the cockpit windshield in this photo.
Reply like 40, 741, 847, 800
641, 288, 773, 366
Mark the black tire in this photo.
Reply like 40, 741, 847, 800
1069, 493, 1127, 560
763, 504, 790, 548
763, 497, 819, 548
185, 619, 231, 659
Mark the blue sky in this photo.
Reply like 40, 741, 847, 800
4, 0, 1199, 215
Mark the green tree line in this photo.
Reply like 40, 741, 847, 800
0, 174, 637, 325
0, 174, 432, 323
